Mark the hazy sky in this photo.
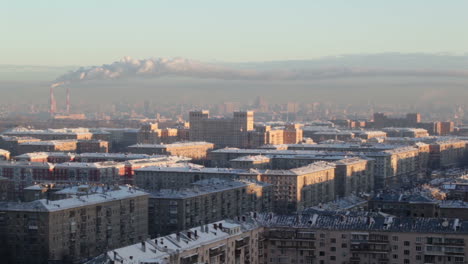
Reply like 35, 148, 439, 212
2, 1, 468, 66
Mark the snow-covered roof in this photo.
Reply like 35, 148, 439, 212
128, 141, 214, 149
106, 219, 258, 264
0, 186, 148, 212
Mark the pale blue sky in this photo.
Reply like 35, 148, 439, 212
2, 0, 468, 66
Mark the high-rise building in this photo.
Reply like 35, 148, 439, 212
189, 110, 254, 148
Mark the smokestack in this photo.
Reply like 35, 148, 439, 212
66, 88, 70, 114
49, 87, 56, 116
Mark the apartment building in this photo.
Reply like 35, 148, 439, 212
53, 162, 125, 185
259, 212, 468, 264
209, 146, 415, 190
17, 140, 78, 154
75, 152, 158, 163
105, 219, 263, 264
147, 178, 272, 236
136, 123, 180, 144
369, 193, 440, 217
100, 212, 468, 264
383, 127, 430, 138
123, 156, 191, 184
134, 163, 243, 190
14, 152, 76, 163
250, 124, 303, 147
208, 148, 326, 168
128, 141, 214, 160
230, 155, 272, 169
0, 161, 54, 200
2, 127, 94, 140
189, 110, 255, 148
76, 139, 109, 153
429, 139, 466, 169
0, 186, 149, 264
0, 136, 41, 155
240, 162, 336, 213
334, 157, 374, 197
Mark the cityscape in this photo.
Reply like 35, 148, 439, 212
2, 1, 468, 264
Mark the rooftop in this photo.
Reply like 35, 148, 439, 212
54, 161, 125, 169
230, 155, 271, 162
0, 186, 148, 212
135, 163, 246, 174
3, 127, 94, 135
149, 178, 269, 199
128, 141, 214, 148
19, 140, 77, 146
257, 212, 468, 234
78, 152, 162, 159
106, 219, 258, 264
247, 161, 336, 176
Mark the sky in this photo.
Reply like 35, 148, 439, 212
2, 1, 468, 66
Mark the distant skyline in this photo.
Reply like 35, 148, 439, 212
2, 1, 468, 66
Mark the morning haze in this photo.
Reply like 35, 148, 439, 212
1, 1, 468, 264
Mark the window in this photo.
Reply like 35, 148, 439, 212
392, 236, 398, 241
404, 250, 409, 255
319, 251, 325, 256
331, 238, 336, 243
404, 241, 410, 246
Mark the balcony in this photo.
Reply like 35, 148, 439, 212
209, 245, 226, 257
235, 238, 248, 249
350, 244, 390, 253
180, 254, 198, 264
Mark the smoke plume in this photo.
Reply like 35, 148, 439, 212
51, 56, 468, 87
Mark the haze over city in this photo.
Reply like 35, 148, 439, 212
1, 1, 468, 264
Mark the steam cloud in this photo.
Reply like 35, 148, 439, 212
51, 56, 468, 87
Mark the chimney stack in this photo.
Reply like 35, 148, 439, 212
66, 88, 70, 114
49, 87, 56, 116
